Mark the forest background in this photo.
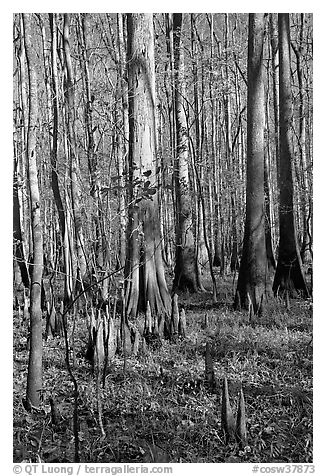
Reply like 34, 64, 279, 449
5, 1, 326, 473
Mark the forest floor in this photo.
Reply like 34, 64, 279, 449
13, 274, 313, 464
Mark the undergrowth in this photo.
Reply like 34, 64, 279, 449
13, 276, 313, 463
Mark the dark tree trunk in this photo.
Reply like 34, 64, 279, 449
272, 14, 309, 298
172, 13, 197, 293
235, 14, 268, 315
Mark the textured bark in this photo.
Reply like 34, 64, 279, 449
172, 13, 197, 293
264, 152, 276, 272
116, 13, 128, 267
292, 15, 311, 264
14, 19, 30, 290
273, 14, 309, 298
13, 155, 30, 288
269, 14, 280, 186
236, 387, 247, 447
190, 14, 206, 291
235, 14, 268, 314
125, 14, 171, 328
221, 377, 235, 442
23, 13, 43, 408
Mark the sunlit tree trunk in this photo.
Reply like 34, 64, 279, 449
291, 14, 311, 264
190, 14, 207, 289
273, 14, 309, 298
125, 14, 171, 331
23, 13, 44, 408
116, 13, 128, 268
235, 13, 268, 315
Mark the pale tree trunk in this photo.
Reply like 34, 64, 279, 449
235, 13, 268, 315
269, 14, 280, 187
125, 14, 171, 331
13, 152, 30, 289
264, 44, 277, 272
23, 13, 44, 408
116, 13, 128, 268
15, 17, 31, 289
291, 14, 311, 264
63, 13, 87, 289
171, 13, 197, 293
264, 147, 277, 272
224, 14, 239, 273
273, 14, 309, 298
13, 30, 30, 290
190, 14, 207, 289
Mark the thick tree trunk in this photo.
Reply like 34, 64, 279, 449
125, 14, 171, 330
235, 14, 267, 315
172, 13, 197, 293
23, 13, 44, 408
272, 14, 309, 298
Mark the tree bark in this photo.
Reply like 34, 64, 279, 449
172, 13, 197, 293
116, 13, 128, 268
235, 14, 268, 315
291, 14, 311, 264
272, 14, 309, 298
125, 14, 171, 330
23, 13, 44, 408
63, 13, 87, 288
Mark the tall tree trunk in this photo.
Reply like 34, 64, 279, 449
78, 14, 103, 268
172, 13, 197, 293
190, 14, 207, 289
264, 148, 277, 272
49, 13, 74, 303
273, 14, 309, 298
23, 13, 44, 408
235, 14, 267, 315
63, 13, 87, 289
291, 14, 311, 264
13, 151, 30, 289
125, 14, 171, 330
14, 16, 31, 289
116, 13, 128, 268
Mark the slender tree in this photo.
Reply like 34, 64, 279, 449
23, 13, 44, 408
63, 13, 87, 289
172, 13, 197, 293
234, 13, 268, 315
273, 14, 309, 297
116, 13, 128, 268
125, 14, 171, 330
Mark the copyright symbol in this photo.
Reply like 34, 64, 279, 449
13, 466, 22, 474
